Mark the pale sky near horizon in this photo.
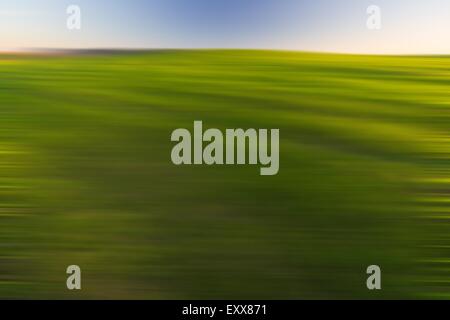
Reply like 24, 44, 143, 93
1, 0, 450, 54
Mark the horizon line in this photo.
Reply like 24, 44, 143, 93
1, 48, 450, 57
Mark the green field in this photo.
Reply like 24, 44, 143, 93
0, 50, 449, 299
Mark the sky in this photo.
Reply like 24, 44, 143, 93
1, 0, 450, 54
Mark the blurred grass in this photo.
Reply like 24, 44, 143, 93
0, 50, 449, 299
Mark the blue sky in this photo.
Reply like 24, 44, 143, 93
1, 0, 450, 53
